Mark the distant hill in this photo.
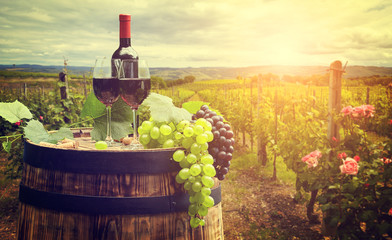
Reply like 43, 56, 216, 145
0, 64, 93, 76
1, 64, 391, 80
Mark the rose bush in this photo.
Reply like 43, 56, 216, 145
313, 104, 392, 239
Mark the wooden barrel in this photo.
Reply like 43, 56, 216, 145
17, 129, 224, 240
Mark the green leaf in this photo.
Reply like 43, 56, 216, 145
81, 92, 132, 141
0, 100, 33, 123
2, 141, 11, 153
142, 93, 192, 123
80, 92, 106, 119
24, 120, 73, 144
90, 98, 132, 141
23, 120, 50, 144
48, 127, 74, 144
182, 101, 209, 114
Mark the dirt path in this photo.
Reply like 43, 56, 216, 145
187, 92, 202, 101
221, 165, 324, 240
0, 166, 19, 240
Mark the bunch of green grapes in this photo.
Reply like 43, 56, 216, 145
138, 118, 216, 228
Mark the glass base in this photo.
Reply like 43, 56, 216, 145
121, 138, 144, 150
105, 138, 121, 147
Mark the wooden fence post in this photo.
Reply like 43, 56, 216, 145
83, 73, 88, 98
323, 60, 344, 235
327, 60, 343, 142
23, 83, 28, 99
59, 72, 68, 100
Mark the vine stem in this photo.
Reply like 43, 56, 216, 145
0, 134, 23, 140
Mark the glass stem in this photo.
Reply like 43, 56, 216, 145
106, 106, 113, 144
133, 108, 137, 139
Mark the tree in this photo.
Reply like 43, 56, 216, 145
151, 76, 167, 89
184, 75, 195, 83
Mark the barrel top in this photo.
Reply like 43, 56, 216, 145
23, 128, 182, 174
41, 127, 177, 152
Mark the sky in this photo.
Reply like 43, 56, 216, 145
0, 0, 391, 68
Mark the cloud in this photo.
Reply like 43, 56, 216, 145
0, 0, 391, 67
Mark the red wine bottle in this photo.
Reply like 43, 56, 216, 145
112, 14, 138, 78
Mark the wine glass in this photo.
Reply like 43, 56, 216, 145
93, 57, 120, 146
119, 59, 151, 149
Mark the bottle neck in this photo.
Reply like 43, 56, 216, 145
119, 38, 131, 47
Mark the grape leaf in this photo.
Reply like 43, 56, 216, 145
81, 92, 132, 141
23, 120, 50, 144
48, 127, 74, 143
0, 100, 33, 123
2, 141, 11, 153
23, 120, 73, 144
182, 101, 209, 114
142, 93, 192, 123
80, 92, 106, 119
90, 98, 132, 141
182, 101, 225, 118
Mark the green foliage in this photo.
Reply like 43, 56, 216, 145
141, 93, 192, 123
0, 70, 58, 78
80, 92, 132, 141
165, 75, 196, 87
151, 76, 167, 89
80, 92, 106, 119
182, 101, 208, 114
0, 79, 90, 179
23, 120, 73, 144
0, 100, 33, 123
90, 100, 132, 141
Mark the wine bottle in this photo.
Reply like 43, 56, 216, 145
112, 14, 138, 78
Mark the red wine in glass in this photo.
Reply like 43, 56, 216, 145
93, 57, 120, 146
93, 77, 120, 106
120, 78, 151, 109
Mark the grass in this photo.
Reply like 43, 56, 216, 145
228, 151, 297, 186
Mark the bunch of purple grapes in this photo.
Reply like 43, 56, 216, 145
194, 105, 234, 180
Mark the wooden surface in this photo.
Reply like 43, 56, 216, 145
17, 129, 224, 240
327, 60, 342, 142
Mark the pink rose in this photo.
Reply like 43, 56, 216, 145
302, 150, 322, 168
354, 155, 360, 162
362, 105, 375, 118
301, 155, 309, 162
341, 106, 353, 116
310, 150, 322, 159
389, 119, 392, 125
389, 208, 392, 216
340, 158, 359, 175
39, 116, 44, 120
352, 106, 365, 118
306, 157, 318, 168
